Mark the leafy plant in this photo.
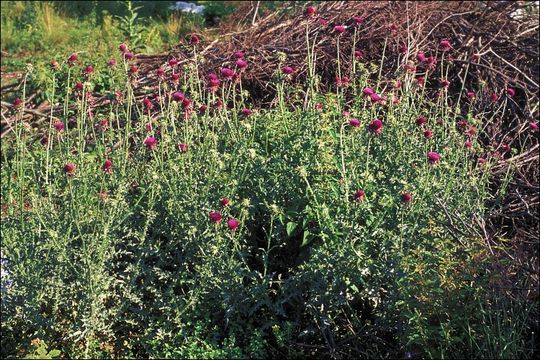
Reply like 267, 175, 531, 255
115, 1, 146, 51
24, 339, 62, 359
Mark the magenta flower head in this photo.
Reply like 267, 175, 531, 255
425, 56, 437, 70
242, 108, 252, 117
236, 58, 248, 69
68, 53, 78, 65
208, 74, 221, 92
466, 126, 478, 138
427, 151, 441, 165
115, 91, 124, 103
416, 76, 425, 86
214, 98, 224, 110
170, 72, 180, 83
129, 64, 138, 74
457, 120, 468, 131
168, 57, 178, 67
64, 162, 76, 175
529, 121, 539, 132
74, 81, 84, 92
335, 76, 350, 87
172, 91, 185, 102
464, 141, 473, 149
83, 65, 94, 76
182, 97, 193, 110
156, 67, 165, 78
234, 51, 245, 59
53, 121, 65, 132
423, 129, 433, 139
466, 91, 476, 99
416, 51, 426, 63
416, 115, 427, 127
334, 25, 347, 34
369, 93, 382, 103
13, 98, 23, 108
227, 218, 240, 231
143, 97, 153, 110
501, 143, 511, 153
490, 92, 498, 103
119, 43, 128, 53
227, 217, 240, 231
352, 15, 365, 25
368, 119, 383, 135
401, 192, 412, 204
220, 67, 235, 80
199, 104, 207, 113
144, 136, 157, 150
319, 18, 329, 27
123, 52, 134, 60
354, 189, 365, 202
209, 211, 222, 223
506, 87, 515, 97
178, 143, 189, 152
190, 34, 200, 45
102, 159, 113, 174
440, 79, 450, 88
439, 38, 451, 51
281, 66, 295, 75
100, 119, 109, 130
349, 118, 361, 128
220, 197, 230, 207
354, 49, 364, 60
306, 6, 317, 17
107, 59, 117, 67
362, 87, 375, 96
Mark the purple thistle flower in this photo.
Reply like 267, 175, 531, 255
227, 218, 240, 231
209, 211, 222, 223
427, 151, 441, 165
144, 137, 158, 150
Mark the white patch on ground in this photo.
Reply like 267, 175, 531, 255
169, 1, 205, 14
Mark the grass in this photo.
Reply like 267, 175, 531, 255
0, 1, 207, 74
1, 2, 538, 359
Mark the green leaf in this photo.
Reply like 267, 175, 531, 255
301, 230, 312, 247
286, 222, 297, 236
48, 349, 62, 358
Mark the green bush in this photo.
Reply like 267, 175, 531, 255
1, 8, 537, 359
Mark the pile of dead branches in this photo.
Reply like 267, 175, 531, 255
2, 2, 538, 130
